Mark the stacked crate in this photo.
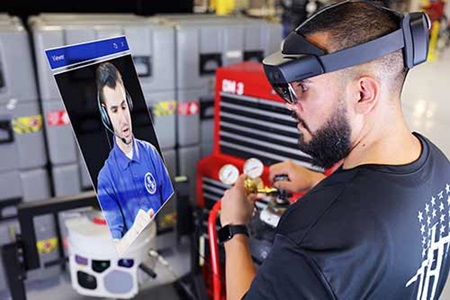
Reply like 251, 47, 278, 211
28, 13, 178, 196
27, 12, 180, 265
0, 13, 60, 296
152, 14, 284, 202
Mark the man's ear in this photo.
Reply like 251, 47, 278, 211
354, 76, 379, 115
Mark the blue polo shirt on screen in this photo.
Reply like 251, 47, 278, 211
97, 137, 174, 240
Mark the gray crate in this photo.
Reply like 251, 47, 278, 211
52, 163, 81, 197
29, 14, 176, 102
174, 22, 244, 91
162, 147, 177, 180
199, 94, 215, 158
31, 13, 142, 23
29, 25, 64, 101
20, 168, 51, 202
0, 170, 21, 202
177, 144, 201, 203
124, 23, 176, 93
11, 101, 47, 170
0, 15, 38, 104
145, 90, 177, 150
241, 19, 283, 59
154, 14, 283, 92
176, 88, 204, 147
0, 114, 19, 172
0, 219, 20, 293
27, 214, 61, 283
0, 215, 59, 294
153, 15, 283, 155
41, 100, 77, 165
19, 167, 59, 284
0, 100, 47, 172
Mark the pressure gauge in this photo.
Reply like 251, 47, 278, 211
219, 164, 240, 185
243, 158, 264, 179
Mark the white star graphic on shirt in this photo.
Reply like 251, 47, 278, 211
438, 191, 444, 199
422, 236, 427, 244
421, 224, 426, 234
440, 202, 445, 212
425, 203, 430, 214
418, 211, 424, 222
441, 225, 446, 234
431, 197, 436, 206
441, 214, 446, 223
446, 184, 450, 194
427, 216, 431, 226
432, 209, 437, 218
447, 196, 450, 205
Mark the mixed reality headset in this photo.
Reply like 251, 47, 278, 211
262, 0, 431, 104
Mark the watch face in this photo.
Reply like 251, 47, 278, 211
218, 225, 248, 243
218, 225, 232, 243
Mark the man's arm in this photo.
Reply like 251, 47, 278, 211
224, 235, 256, 300
220, 175, 257, 300
114, 208, 152, 256
269, 159, 327, 192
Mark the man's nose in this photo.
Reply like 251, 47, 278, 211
118, 109, 127, 124
285, 103, 295, 111
285, 102, 303, 113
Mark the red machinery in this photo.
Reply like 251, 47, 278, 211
195, 61, 328, 300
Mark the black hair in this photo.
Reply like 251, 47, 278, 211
96, 62, 125, 105
298, 0, 408, 94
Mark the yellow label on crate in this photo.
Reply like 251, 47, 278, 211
160, 212, 177, 229
36, 237, 58, 254
12, 115, 43, 134
154, 101, 177, 116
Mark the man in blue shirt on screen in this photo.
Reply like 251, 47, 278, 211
95, 61, 174, 246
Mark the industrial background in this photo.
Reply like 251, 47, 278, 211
0, 0, 449, 299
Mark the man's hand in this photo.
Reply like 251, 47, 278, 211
220, 174, 256, 226
269, 159, 326, 193
114, 208, 154, 256
147, 208, 154, 219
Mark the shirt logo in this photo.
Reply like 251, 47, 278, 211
144, 172, 157, 195
406, 183, 450, 299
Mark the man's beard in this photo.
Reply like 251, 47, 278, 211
294, 102, 351, 169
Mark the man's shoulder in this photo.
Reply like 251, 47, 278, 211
415, 132, 450, 163
135, 138, 157, 151
135, 138, 160, 158
277, 168, 390, 244
277, 171, 358, 240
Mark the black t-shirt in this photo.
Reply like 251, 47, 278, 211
244, 133, 450, 299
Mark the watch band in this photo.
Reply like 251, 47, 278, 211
218, 224, 249, 244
